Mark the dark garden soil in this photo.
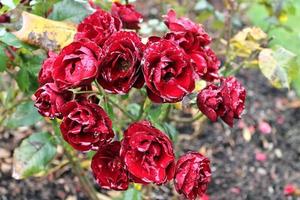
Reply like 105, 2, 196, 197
0, 68, 300, 200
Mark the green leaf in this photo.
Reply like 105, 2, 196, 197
0, 45, 9, 72
147, 104, 169, 123
258, 47, 297, 88
103, 101, 114, 120
12, 132, 57, 179
162, 122, 178, 143
0, 28, 25, 48
127, 103, 141, 119
49, 0, 94, 23
122, 188, 141, 200
16, 68, 30, 92
5, 101, 43, 128
1, 0, 20, 9
30, 0, 59, 17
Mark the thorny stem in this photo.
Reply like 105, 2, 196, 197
51, 119, 100, 200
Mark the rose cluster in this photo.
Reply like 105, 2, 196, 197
33, 2, 246, 200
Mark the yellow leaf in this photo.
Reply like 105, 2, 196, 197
13, 12, 76, 50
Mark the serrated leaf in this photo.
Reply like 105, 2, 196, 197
5, 101, 43, 128
12, 132, 57, 179
0, 45, 8, 72
49, 0, 94, 23
259, 47, 297, 88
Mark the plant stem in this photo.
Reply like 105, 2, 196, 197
107, 98, 136, 121
170, 112, 205, 123
51, 119, 99, 200
94, 81, 136, 121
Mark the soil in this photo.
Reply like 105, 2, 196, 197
1, 69, 299, 200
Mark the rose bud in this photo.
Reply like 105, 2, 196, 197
38, 51, 57, 85
197, 84, 222, 122
52, 39, 101, 90
174, 152, 211, 200
33, 83, 72, 119
75, 9, 122, 46
60, 101, 114, 151
91, 141, 129, 190
197, 77, 246, 127
219, 77, 246, 127
111, 2, 143, 30
120, 121, 175, 185
163, 10, 211, 47
142, 39, 195, 103
97, 31, 144, 94
190, 48, 220, 82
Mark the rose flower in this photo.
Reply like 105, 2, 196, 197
52, 39, 101, 90
60, 101, 114, 151
91, 141, 129, 190
97, 31, 144, 94
142, 39, 195, 103
174, 152, 211, 200
120, 121, 175, 184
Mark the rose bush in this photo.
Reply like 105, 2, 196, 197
30, 3, 247, 199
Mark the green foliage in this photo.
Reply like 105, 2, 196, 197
13, 132, 57, 179
122, 188, 141, 200
5, 101, 43, 128
30, 0, 59, 17
259, 47, 297, 88
0, 28, 26, 48
0, 45, 9, 72
0, 0, 20, 14
247, 0, 300, 95
49, 0, 94, 23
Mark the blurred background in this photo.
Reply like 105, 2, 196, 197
0, 0, 300, 199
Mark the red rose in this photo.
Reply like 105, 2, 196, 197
190, 48, 220, 81
75, 9, 122, 46
111, 2, 143, 30
163, 10, 211, 46
174, 152, 211, 200
120, 121, 175, 184
52, 40, 101, 90
33, 83, 72, 119
91, 141, 129, 190
197, 77, 246, 127
219, 77, 246, 126
196, 84, 222, 122
60, 101, 114, 151
142, 39, 195, 103
38, 51, 57, 85
97, 31, 144, 94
